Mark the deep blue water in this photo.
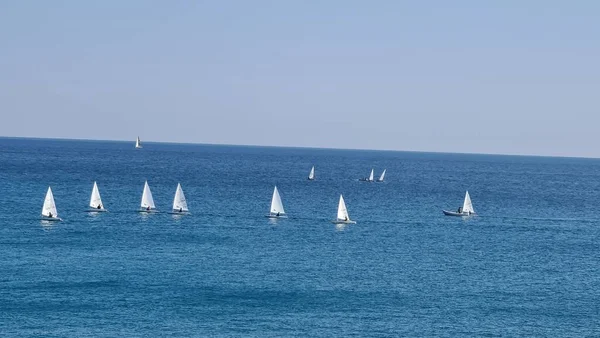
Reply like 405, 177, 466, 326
1, 137, 600, 337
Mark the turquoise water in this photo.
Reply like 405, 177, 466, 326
1, 138, 599, 336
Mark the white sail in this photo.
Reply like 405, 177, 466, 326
377, 169, 386, 182
308, 166, 315, 180
270, 186, 285, 215
141, 181, 156, 210
336, 194, 350, 221
42, 187, 58, 218
368, 169, 374, 182
172, 183, 189, 212
462, 191, 474, 214
89, 181, 104, 210
135, 136, 142, 148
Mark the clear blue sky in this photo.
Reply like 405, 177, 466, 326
1, 1, 598, 157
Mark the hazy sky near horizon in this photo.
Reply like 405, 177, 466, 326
1, 1, 599, 156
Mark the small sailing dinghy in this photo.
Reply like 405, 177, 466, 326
88, 181, 107, 212
376, 169, 386, 182
135, 136, 142, 149
308, 166, 315, 180
331, 194, 356, 224
169, 183, 189, 214
266, 186, 286, 218
443, 191, 476, 216
41, 187, 61, 221
359, 169, 374, 182
139, 181, 157, 213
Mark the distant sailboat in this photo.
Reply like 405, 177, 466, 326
376, 169, 386, 182
443, 191, 476, 216
139, 181, 156, 212
359, 169, 374, 182
135, 136, 142, 149
266, 186, 286, 218
308, 166, 315, 181
331, 194, 356, 224
41, 187, 61, 221
88, 181, 107, 212
170, 183, 189, 214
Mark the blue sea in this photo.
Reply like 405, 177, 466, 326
1, 138, 599, 337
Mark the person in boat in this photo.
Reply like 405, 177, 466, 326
457, 206, 462, 213
48, 212, 52, 218
344, 216, 348, 221
146, 206, 150, 211
97, 205, 102, 209
179, 207, 183, 213
276, 212, 280, 217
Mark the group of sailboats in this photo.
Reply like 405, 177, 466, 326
40, 162, 473, 222
265, 186, 355, 224
265, 183, 472, 221
359, 169, 386, 182
307, 166, 385, 184
137, 181, 190, 214
41, 181, 190, 221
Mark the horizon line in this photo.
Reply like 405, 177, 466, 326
0, 135, 597, 161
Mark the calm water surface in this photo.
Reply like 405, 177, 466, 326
0, 138, 599, 337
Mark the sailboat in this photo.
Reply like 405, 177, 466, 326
359, 169, 374, 182
376, 169, 386, 182
266, 186, 286, 218
135, 136, 142, 149
308, 166, 315, 181
41, 187, 61, 221
443, 191, 476, 216
170, 183, 189, 214
139, 181, 157, 212
331, 194, 356, 224
88, 181, 107, 212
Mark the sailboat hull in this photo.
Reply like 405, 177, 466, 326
266, 214, 287, 219
331, 220, 356, 224
443, 210, 475, 217
168, 210, 190, 215
358, 178, 373, 182
138, 209, 158, 213
41, 216, 62, 221
87, 208, 108, 213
